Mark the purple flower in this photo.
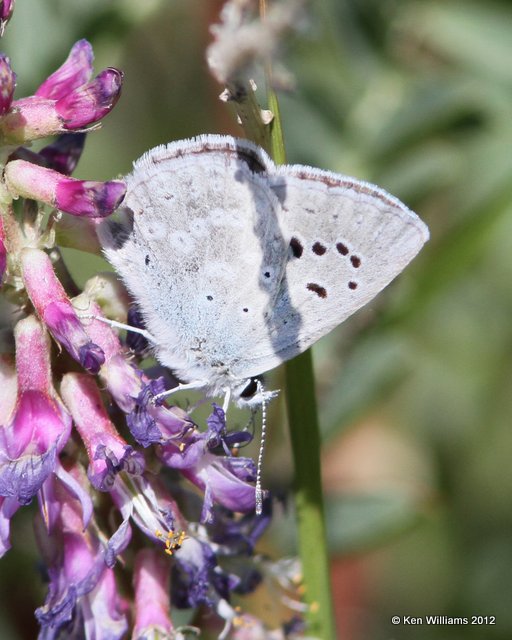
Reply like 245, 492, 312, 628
126, 377, 194, 446
39, 132, 87, 175
0, 22, 290, 638
0, 316, 71, 505
55, 67, 123, 129
20, 248, 105, 372
56, 174, 126, 218
0, 40, 123, 143
38, 461, 93, 535
35, 40, 94, 100
34, 463, 128, 640
133, 548, 175, 639
171, 535, 240, 637
0, 53, 15, 115
159, 405, 257, 521
5, 160, 126, 218
61, 373, 145, 491
76, 298, 193, 443
0, 496, 20, 557
81, 568, 129, 640
108, 474, 182, 555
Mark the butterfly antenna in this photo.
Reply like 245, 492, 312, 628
255, 380, 267, 515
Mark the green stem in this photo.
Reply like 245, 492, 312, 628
285, 352, 337, 639
265, 75, 336, 640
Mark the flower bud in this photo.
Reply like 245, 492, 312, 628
55, 67, 123, 129
20, 248, 105, 372
0, 53, 15, 115
5, 160, 126, 218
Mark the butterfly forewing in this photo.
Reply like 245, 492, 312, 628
229, 165, 429, 378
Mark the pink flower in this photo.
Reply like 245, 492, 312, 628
35, 40, 94, 100
34, 462, 128, 639
61, 373, 144, 491
20, 248, 105, 372
132, 549, 175, 639
0, 39, 123, 143
5, 160, 126, 218
0, 316, 71, 505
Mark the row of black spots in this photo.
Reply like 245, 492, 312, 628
306, 280, 358, 298
289, 236, 361, 269
336, 241, 361, 269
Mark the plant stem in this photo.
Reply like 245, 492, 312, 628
263, 48, 336, 640
284, 350, 336, 639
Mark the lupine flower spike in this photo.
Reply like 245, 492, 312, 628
0, 7, 304, 638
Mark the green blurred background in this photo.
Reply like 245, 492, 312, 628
2, 0, 512, 638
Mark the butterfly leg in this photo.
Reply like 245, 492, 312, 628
79, 314, 157, 344
222, 387, 232, 414
151, 380, 206, 405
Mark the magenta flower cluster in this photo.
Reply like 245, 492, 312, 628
0, 11, 300, 640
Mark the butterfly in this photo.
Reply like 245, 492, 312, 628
98, 135, 428, 406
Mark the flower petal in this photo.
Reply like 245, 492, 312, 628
36, 40, 94, 100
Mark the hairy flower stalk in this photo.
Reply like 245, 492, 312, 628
0, 9, 304, 638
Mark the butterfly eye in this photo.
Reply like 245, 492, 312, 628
240, 377, 260, 399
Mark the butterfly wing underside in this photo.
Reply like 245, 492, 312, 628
99, 135, 428, 391
98, 137, 291, 389
228, 164, 429, 379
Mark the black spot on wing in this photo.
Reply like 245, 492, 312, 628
336, 242, 349, 256
312, 242, 327, 255
307, 283, 327, 298
290, 237, 303, 258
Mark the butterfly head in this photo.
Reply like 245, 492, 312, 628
233, 376, 279, 408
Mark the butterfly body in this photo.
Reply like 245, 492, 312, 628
98, 135, 428, 401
